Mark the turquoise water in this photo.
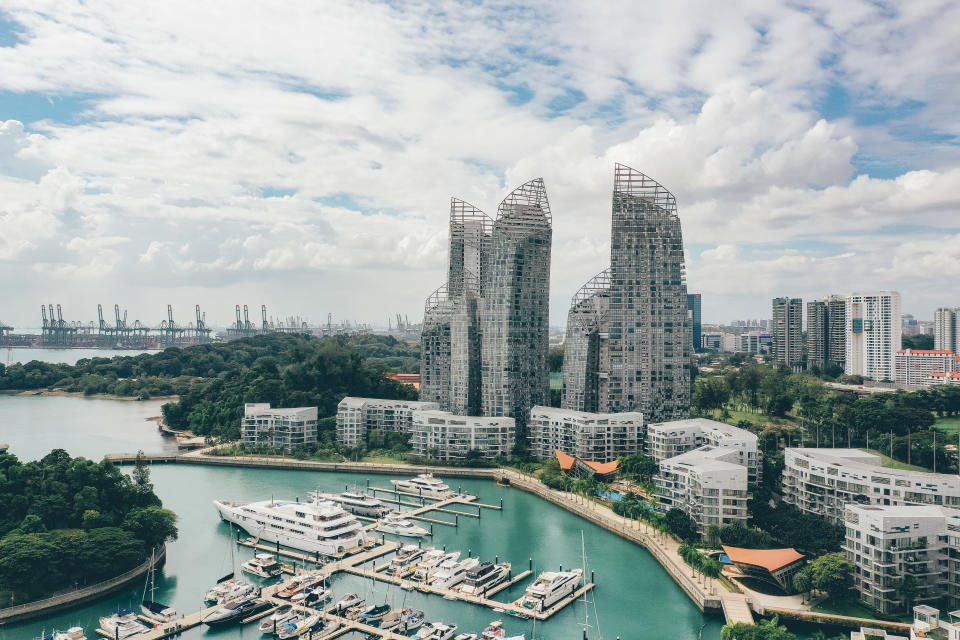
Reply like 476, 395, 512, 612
0, 396, 824, 640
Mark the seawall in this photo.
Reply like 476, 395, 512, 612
0, 545, 166, 624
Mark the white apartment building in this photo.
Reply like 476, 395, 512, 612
655, 445, 751, 538
336, 397, 439, 446
936, 307, 960, 353
527, 406, 643, 461
242, 403, 318, 453
739, 331, 773, 354
927, 371, 960, 386
782, 448, 960, 525
845, 291, 902, 382
646, 418, 762, 483
410, 410, 514, 461
894, 349, 958, 387
844, 504, 957, 614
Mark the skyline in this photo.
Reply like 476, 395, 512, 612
0, 2, 959, 327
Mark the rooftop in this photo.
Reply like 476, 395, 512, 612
722, 546, 805, 573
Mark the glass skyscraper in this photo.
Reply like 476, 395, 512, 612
421, 180, 553, 434
562, 164, 690, 422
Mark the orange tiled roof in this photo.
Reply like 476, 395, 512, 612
722, 546, 805, 573
555, 449, 577, 472
897, 349, 956, 355
554, 450, 618, 475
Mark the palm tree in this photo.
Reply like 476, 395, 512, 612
706, 524, 721, 549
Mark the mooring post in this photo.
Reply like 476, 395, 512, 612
591, 570, 595, 584
455, 515, 458, 527
500, 498, 503, 509
495, 555, 498, 564
529, 557, 532, 571
468, 548, 471, 558
431, 524, 434, 536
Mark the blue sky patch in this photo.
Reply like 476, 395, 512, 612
314, 192, 399, 216
261, 187, 297, 198
0, 11, 22, 47
0, 91, 93, 125
547, 88, 586, 116
496, 81, 534, 106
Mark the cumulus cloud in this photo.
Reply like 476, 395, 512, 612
0, 1, 956, 326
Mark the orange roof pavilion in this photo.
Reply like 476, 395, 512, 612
722, 546, 805, 573
555, 450, 619, 477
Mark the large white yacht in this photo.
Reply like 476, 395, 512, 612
214, 496, 368, 556
430, 557, 480, 590
308, 490, 390, 517
513, 569, 582, 611
459, 562, 511, 595
376, 512, 431, 538
391, 474, 455, 499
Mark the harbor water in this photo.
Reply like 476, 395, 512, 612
0, 395, 809, 640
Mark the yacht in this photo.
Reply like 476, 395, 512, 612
454, 634, 477, 640
214, 496, 368, 556
309, 490, 390, 517
417, 622, 459, 640
276, 573, 318, 598
430, 557, 480, 590
329, 592, 363, 614
391, 474, 455, 499
412, 549, 460, 582
203, 597, 271, 627
480, 621, 506, 638
376, 511, 430, 537
291, 585, 332, 606
359, 603, 391, 622
276, 613, 322, 640
459, 562, 511, 595
98, 609, 148, 639
389, 544, 425, 573
50, 628, 86, 640
513, 569, 583, 612
258, 604, 296, 633
241, 553, 283, 578
204, 578, 256, 604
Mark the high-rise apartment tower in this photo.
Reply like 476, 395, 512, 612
772, 297, 803, 368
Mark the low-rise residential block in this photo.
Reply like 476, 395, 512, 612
528, 406, 643, 461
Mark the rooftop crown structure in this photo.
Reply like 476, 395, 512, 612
421, 179, 552, 434
562, 164, 690, 422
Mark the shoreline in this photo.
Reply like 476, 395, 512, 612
0, 389, 179, 402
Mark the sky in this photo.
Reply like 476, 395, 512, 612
0, 1, 958, 330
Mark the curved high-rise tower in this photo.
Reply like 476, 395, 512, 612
480, 178, 553, 432
562, 164, 689, 422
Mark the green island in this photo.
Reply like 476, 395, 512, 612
0, 451, 177, 606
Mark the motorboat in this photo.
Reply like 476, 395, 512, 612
309, 489, 391, 517
412, 549, 460, 582
378, 608, 408, 631
49, 628, 86, 640
276, 573, 317, 598
258, 604, 296, 633
430, 557, 480, 590
98, 609, 148, 639
203, 597, 271, 626
480, 620, 506, 638
204, 578, 256, 604
276, 613, 321, 640
376, 511, 431, 538
214, 495, 368, 556
454, 635, 477, 640
292, 585, 332, 606
389, 544, 426, 573
329, 592, 363, 614
513, 569, 583, 611
391, 474, 455, 499
360, 603, 391, 622
403, 609, 425, 632
417, 622, 459, 640
459, 562, 511, 595
241, 553, 283, 578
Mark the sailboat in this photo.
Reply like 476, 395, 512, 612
141, 548, 177, 622
577, 531, 602, 640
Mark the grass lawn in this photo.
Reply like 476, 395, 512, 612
812, 599, 911, 623
709, 407, 800, 428
360, 454, 410, 465
934, 416, 960, 436
860, 448, 928, 472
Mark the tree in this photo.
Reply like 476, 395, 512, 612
792, 567, 812, 602
706, 524, 722, 548
896, 575, 920, 612
807, 552, 854, 601
722, 616, 796, 640
122, 507, 179, 549
132, 450, 157, 506
665, 508, 697, 541
693, 377, 731, 415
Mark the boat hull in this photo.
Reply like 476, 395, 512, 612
215, 501, 366, 556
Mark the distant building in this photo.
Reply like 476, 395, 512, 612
242, 403, 318, 453
527, 406, 643, 461
336, 397, 439, 446
646, 418, 762, 484
739, 331, 773, 354
845, 291, 902, 382
782, 448, 960, 525
936, 307, 960, 353
701, 332, 723, 351
806, 300, 828, 370
926, 371, 960, 386
655, 445, 751, 537
410, 411, 514, 461
688, 293, 702, 353
894, 349, 958, 387
772, 297, 803, 368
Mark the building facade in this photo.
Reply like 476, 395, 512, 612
806, 300, 828, 370
410, 411, 514, 461
562, 164, 690, 423
894, 349, 959, 387
527, 406, 643, 461
655, 445, 751, 538
772, 297, 803, 369
688, 293, 702, 354
782, 448, 960, 525
844, 504, 952, 613
740, 331, 773, 354
242, 403, 318, 453
936, 307, 960, 353
845, 291, 902, 382
927, 371, 960, 386
336, 397, 440, 446
646, 418, 762, 483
